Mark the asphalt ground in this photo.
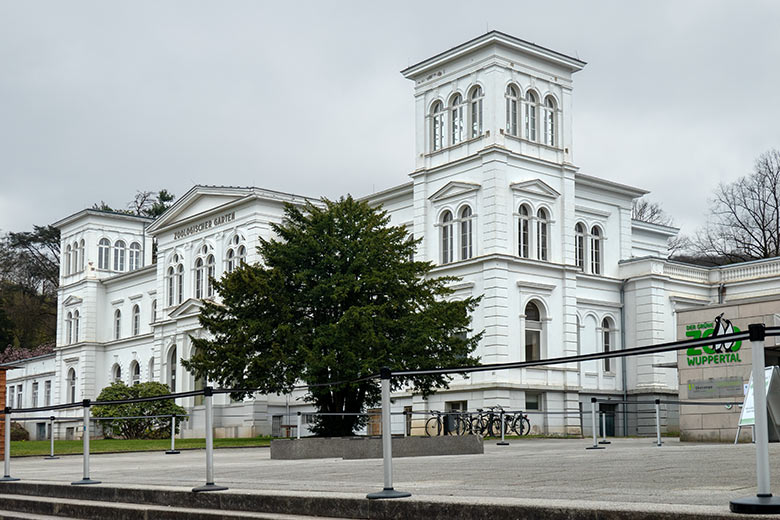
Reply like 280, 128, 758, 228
3, 437, 777, 515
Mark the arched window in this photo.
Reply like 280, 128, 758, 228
590, 226, 602, 275
543, 96, 556, 146
525, 91, 538, 141
206, 254, 215, 297
450, 94, 464, 145
72, 242, 79, 274
130, 361, 140, 386
237, 245, 246, 265
470, 86, 483, 138
98, 238, 110, 270
518, 205, 530, 258
79, 239, 85, 271
132, 304, 140, 336
226, 248, 235, 273
112, 363, 122, 383
114, 309, 122, 340
505, 84, 519, 136
575, 223, 586, 270
66, 311, 73, 344
176, 264, 184, 304
151, 299, 157, 323
195, 257, 204, 299
431, 101, 444, 151
73, 310, 79, 343
148, 357, 155, 382
459, 206, 473, 260
67, 368, 77, 403
168, 346, 177, 392
65, 245, 72, 276
536, 208, 549, 261
602, 317, 614, 372
440, 211, 453, 264
129, 242, 141, 271
525, 301, 542, 361
113, 240, 126, 271
166, 266, 175, 306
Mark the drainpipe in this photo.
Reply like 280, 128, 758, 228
620, 280, 628, 437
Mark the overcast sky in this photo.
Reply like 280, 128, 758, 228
1, 1, 778, 237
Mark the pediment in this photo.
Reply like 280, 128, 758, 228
168, 298, 206, 319
147, 186, 254, 234
62, 295, 83, 307
429, 181, 481, 203
510, 179, 560, 200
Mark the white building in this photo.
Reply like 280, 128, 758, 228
6, 31, 780, 439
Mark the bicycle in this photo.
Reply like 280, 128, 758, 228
425, 410, 467, 436
511, 413, 531, 435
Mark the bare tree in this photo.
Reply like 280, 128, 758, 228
128, 191, 155, 216
632, 198, 674, 226
693, 149, 780, 263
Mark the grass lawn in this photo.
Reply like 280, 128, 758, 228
10, 436, 272, 457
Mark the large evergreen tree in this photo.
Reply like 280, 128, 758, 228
185, 196, 481, 436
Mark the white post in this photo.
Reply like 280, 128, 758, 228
367, 368, 410, 499
72, 400, 99, 485
497, 409, 508, 445
403, 411, 407, 438
166, 415, 180, 455
44, 416, 58, 460
599, 411, 611, 445
1, 407, 19, 481
296, 412, 302, 440
729, 323, 780, 513
193, 387, 227, 492
586, 398, 604, 450
655, 399, 662, 447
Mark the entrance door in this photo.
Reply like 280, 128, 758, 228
36, 422, 46, 441
599, 404, 617, 437
367, 408, 381, 436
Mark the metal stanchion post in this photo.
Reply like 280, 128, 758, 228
367, 367, 410, 499
193, 387, 227, 492
497, 409, 509, 446
586, 398, 604, 450
403, 411, 407, 438
296, 412, 302, 440
599, 411, 611, 445
166, 415, 180, 454
72, 400, 100, 485
731, 324, 780, 513
1, 407, 19, 482
44, 416, 59, 460
654, 399, 663, 447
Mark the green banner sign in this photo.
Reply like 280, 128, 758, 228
685, 313, 742, 366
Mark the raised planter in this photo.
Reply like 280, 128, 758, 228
271, 434, 483, 460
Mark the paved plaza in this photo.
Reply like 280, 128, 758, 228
4, 437, 778, 515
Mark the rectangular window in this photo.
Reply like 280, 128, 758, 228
44, 380, 51, 406
16, 384, 23, 409
525, 392, 541, 411
7, 386, 13, 407
576, 235, 584, 270
32, 382, 39, 408
604, 330, 611, 372
525, 329, 541, 361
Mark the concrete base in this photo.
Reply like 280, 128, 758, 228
271, 435, 484, 460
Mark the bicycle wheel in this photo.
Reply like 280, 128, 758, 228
425, 416, 442, 437
470, 416, 485, 436
489, 417, 504, 437
522, 416, 531, 436
511, 415, 524, 435
454, 415, 468, 435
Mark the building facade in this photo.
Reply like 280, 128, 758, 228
6, 32, 780, 440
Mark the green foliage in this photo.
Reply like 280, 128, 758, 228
10, 422, 29, 441
91, 382, 187, 439
185, 196, 482, 436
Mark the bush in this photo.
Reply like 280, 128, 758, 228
91, 382, 187, 439
10, 421, 29, 441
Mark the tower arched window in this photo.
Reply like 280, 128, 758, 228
67, 368, 77, 403
65, 245, 72, 276
525, 91, 538, 141
130, 361, 140, 386
518, 205, 530, 258
114, 309, 122, 340
72, 242, 79, 274
129, 242, 141, 271
98, 239, 110, 270
132, 304, 140, 336
440, 210, 453, 264
469, 86, 483, 138
602, 317, 615, 372
168, 346, 177, 392
590, 226, 603, 275
66, 311, 73, 344
431, 101, 444, 152
459, 206, 473, 260
206, 254, 215, 297
505, 84, 519, 136
226, 248, 235, 273
112, 363, 122, 383
543, 96, 556, 147
237, 245, 246, 265
151, 299, 157, 323
166, 266, 175, 306
524, 301, 543, 361
176, 264, 184, 304
73, 310, 79, 343
148, 357, 155, 382
79, 239, 85, 271
536, 208, 549, 261
195, 257, 204, 299
113, 240, 126, 271
575, 223, 586, 270
450, 94, 464, 145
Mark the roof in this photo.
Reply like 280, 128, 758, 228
53, 208, 154, 230
401, 31, 586, 79
574, 173, 648, 199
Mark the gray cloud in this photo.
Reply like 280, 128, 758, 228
1, 0, 778, 236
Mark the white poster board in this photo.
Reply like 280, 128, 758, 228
738, 366, 780, 441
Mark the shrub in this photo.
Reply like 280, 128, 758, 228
91, 382, 187, 439
10, 421, 29, 441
